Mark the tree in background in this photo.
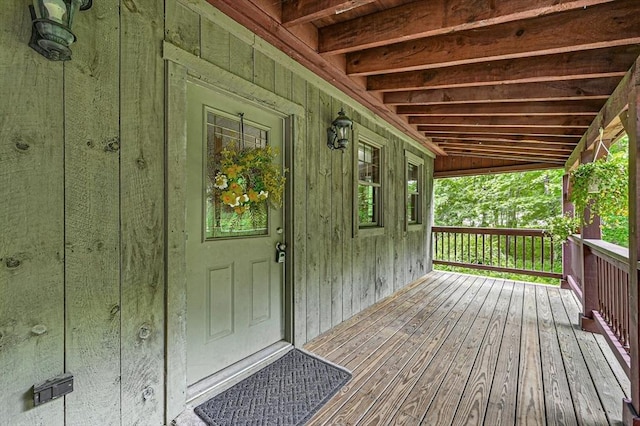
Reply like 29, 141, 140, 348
434, 135, 630, 246
434, 169, 564, 228
600, 136, 629, 247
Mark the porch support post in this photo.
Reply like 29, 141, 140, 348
561, 173, 574, 290
624, 61, 640, 426
580, 150, 601, 332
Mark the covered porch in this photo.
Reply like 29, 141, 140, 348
305, 271, 629, 425
4, 0, 640, 424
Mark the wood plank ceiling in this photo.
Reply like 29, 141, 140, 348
206, 0, 640, 176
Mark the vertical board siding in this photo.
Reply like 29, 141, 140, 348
166, 0, 201, 57
64, 0, 121, 424
291, 75, 308, 346
166, 62, 189, 422
341, 105, 355, 321
0, 3, 65, 424
305, 84, 321, 340
319, 90, 333, 334
200, 18, 229, 71
120, 0, 165, 423
330, 99, 344, 328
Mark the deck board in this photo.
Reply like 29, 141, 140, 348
304, 272, 628, 425
452, 281, 514, 426
309, 274, 480, 425
515, 285, 546, 426
484, 282, 524, 426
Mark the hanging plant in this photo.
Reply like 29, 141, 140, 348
208, 145, 286, 215
545, 213, 580, 243
569, 155, 627, 225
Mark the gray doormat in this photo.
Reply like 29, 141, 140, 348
194, 348, 351, 426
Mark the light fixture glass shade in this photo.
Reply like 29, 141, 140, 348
30, 0, 91, 61
327, 108, 353, 151
35, 0, 71, 24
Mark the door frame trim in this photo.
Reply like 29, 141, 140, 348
164, 43, 304, 424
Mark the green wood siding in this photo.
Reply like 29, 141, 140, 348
173, 0, 435, 345
0, 0, 433, 424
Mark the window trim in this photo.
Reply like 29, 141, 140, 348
354, 127, 386, 237
405, 150, 424, 232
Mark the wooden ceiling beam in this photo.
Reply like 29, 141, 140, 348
427, 133, 581, 145
368, 46, 639, 92
409, 115, 592, 128
396, 101, 602, 117
319, 0, 616, 54
435, 162, 562, 178
204, 0, 445, 155
445, 151, 567, 164
418, 125, 585, 137
346, 0, 640, 76
436, 140, 576, 152
384, 78, 618, 105
282, 0, 377, 27
443, 146, 569, 159
566, 59, 639, 168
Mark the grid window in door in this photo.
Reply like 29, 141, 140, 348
205, 111, 269, 239
358, 141, 382, 227
407, 161, 421, 224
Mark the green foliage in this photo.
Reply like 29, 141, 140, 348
545, 213, 580, 243
433, 136, 631, 282
434, 169, 564, 228
602, 214, 629, 247
569, 155, 627, 223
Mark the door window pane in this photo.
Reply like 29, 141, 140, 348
205, 112, 269, 239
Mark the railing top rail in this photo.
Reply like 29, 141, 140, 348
582, 238, 635, 269
432, 226, 547, 237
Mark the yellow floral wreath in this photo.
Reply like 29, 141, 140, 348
209, 145, 286, 215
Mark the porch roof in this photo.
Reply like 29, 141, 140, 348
206, 0, 638, 176
303, 271, 629, 424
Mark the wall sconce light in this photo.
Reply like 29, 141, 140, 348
29, 0, 92, 61
327, 108, 353, 151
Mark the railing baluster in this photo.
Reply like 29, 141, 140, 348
531, 235, 535, 272
475, 233, 478, 265
541, 236, 545, 272
431, 226, 562, 280
489, 234, 493, 267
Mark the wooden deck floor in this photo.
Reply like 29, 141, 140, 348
304, 271, 630, 426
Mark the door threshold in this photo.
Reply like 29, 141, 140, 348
186, 340, 292, 406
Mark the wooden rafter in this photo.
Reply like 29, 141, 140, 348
396, 101, 602, 117
566, 61, 637, 168
346, 0, 640, 76
434, 162, 562, 178
384, 78, 619, 105
428, 133, 581, 145
205, 0, 446, 155
436, 140, 576, 152
418, 125, 585, 137
409, 115, 592, 128
282, 0, 377, 27
443, 148, 568, 161
208, 0, 639, 172
368, 46, 639, 92
318, 0, 617, 54
445, 151, 567, 164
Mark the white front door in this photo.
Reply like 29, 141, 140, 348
186, 82, 285, 385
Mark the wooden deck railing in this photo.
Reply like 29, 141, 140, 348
564, 235, 583, 297
579, 239, 631, 374
432, 226, 562, 279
